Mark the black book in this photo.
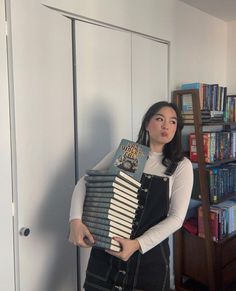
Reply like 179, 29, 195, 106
82, 210, 133, 228
86, 181, 139, 195
92, 234, 121, 252
82, 215, 132, 234
86, 169, 141, 188
82, 206, 134, 224
85, 176, 139, 192
86, 186, 139, 202
85, 221, 130, 238
83, 200, 136, 218
85, 193, 138, 209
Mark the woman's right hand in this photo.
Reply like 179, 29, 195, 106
69, 219, 95, 248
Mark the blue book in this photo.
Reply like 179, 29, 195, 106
109, 139, 149, 182
181, 82, 203, 90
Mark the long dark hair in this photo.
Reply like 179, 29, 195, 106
136, 101, 184, 166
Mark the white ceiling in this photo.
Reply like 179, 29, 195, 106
179, 0, 236, 22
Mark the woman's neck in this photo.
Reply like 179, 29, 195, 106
149, 144, 163, 153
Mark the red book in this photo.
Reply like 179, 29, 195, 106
189, 133, 211, 163
198, 206, 219, 242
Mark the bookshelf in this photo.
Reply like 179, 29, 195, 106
172, 89, 236, 291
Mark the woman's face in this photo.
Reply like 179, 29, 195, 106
146, 106, 178, 150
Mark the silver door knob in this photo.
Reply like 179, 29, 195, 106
19, 227, 30, 237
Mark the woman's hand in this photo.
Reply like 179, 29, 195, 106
106, 237, 141, 261
69, 219, 95, 247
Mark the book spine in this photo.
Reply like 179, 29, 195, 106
86, 186, 138, 202
85, 193, 138, 209
82, 210, 133, 228
83, 206, 133, 223
84, 201, 136, 218
82, 215, 132, 234
84, 197, 137, 213
85, 221, 130, 238
94, 239, 121, 252
90, 227, 118, 239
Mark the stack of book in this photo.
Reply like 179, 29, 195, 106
182, 110, 212, 124
82, 139, 149, 251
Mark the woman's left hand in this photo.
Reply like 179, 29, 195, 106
106, 237, 140, 261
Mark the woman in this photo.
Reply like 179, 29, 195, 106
69, 101, 193, 291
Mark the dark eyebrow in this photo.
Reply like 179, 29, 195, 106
155, 113, 177, 120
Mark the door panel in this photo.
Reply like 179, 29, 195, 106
10, 1, 76, 290
75, 21, 169, 290
75, 20, 132, 290
131, 34, 169, 140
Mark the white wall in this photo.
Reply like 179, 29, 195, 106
43, 0, 228, 90
171, 2, 227, 88
227, 20, 236, 94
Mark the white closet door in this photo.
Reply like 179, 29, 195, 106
75, 21, 132, 289
131, 34, 169, 140
10, 2, 76, 291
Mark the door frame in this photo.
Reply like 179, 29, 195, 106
0, 0, 16, 289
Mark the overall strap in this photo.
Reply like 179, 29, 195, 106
164, 160, 178, 176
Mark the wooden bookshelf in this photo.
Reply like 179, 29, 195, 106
172, 89, 236, 291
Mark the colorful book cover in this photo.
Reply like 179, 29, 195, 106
108, 139, 149, 182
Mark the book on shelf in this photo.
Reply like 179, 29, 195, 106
197, 200, 236, 242
224, 95, 236, 122
180, 82, 227, 113
214, 200, 236, 234
198, 205, 219, 242
85, 191, 138, 208
192, 163, 236, 204
180, 93, 193, 113
181, 82, 203, 90
82, 215, 132, 234
108, 139, 149, 182
189, 132, 212, 163
82, 210, 133, 228
85, 176, 139, 192
86, 186, 139, 202
182, 111, 212, 123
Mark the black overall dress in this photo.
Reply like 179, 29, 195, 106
84, 163, 176, 291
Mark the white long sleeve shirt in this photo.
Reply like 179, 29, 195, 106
70, 150, 193, 254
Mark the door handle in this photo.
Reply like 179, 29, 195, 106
19, 227, 30, 237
